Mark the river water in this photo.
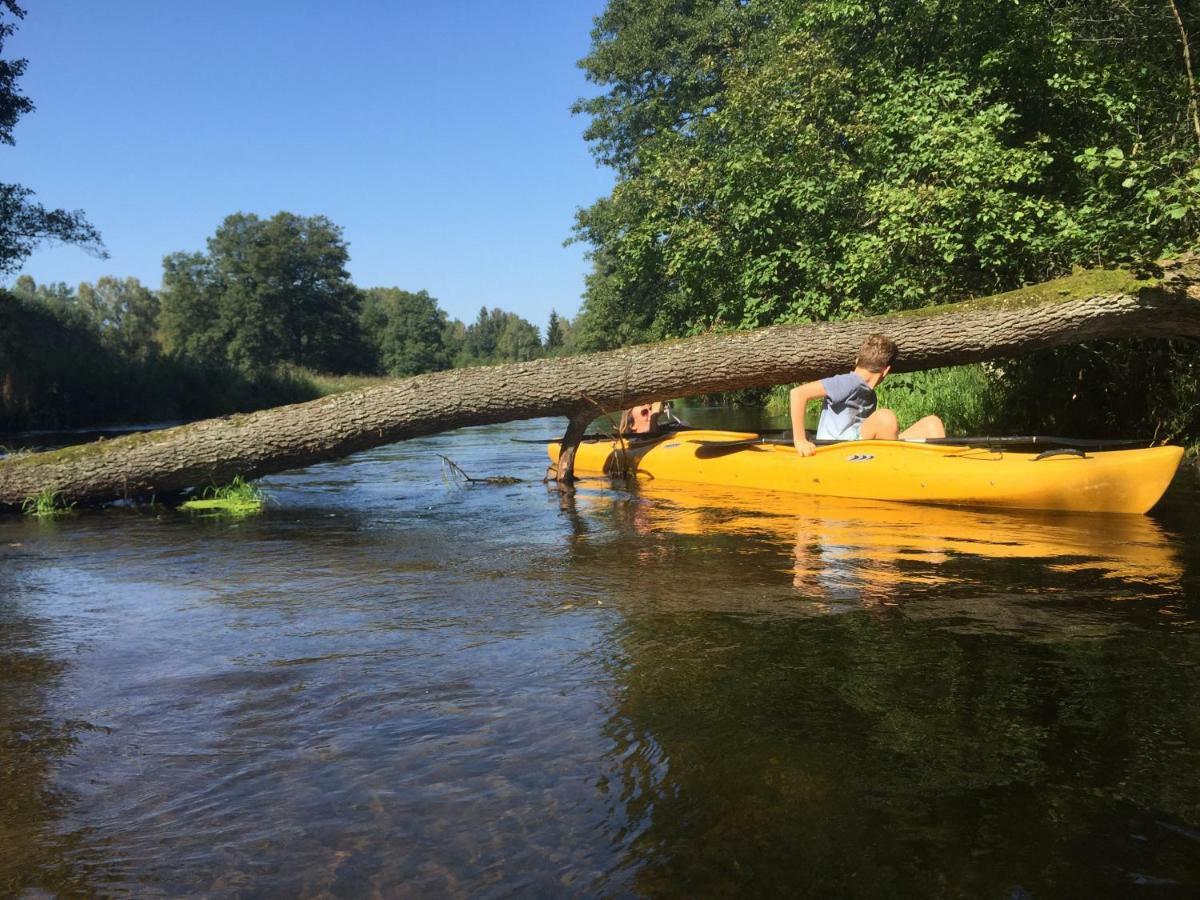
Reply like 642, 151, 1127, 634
2, 413, 1199, 898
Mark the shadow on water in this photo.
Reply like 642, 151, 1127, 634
0, 418, 1198, 896
0, 561, 122, 896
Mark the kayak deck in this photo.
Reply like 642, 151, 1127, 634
547, 430, 1183, 515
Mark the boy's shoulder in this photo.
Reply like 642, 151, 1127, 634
822, 370, 872, 402
822, 370, 868, 389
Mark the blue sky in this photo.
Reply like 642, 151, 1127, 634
5, 1, 613, 327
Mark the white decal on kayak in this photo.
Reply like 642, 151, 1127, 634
846, 454, 875, 462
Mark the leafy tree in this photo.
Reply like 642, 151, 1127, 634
495, 314, 543, 362
456, 306, 545, 365
0, 2, 103, 275
574, 0, 1200, 338
9, 275, 85, 325
77, 276, 160, 359
160, 212, 364, 374
572, 0, 1200, 438
461, 306, 503, 363
442, 317, 467, 365
359, 287, 449, 376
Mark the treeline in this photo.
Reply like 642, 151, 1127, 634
1, 211, 580, 431
570, 0, 1200, 439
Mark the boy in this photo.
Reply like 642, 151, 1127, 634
789, 333, 944, 456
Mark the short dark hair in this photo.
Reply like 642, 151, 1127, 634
857, 333, 897, 372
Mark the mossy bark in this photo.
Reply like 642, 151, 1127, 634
2, 255, 1198, 509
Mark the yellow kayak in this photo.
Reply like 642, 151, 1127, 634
547, 430, 1184, 515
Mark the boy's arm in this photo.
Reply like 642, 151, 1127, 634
789, 381, 826, 457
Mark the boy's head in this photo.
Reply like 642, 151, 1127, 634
856, 333, 897, 374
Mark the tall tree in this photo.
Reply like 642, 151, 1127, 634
160, 212, 363, 374
76, 276, 161, 359
545, 309, 564, 352
360, 287, 449, 376
0, 2, 103, 275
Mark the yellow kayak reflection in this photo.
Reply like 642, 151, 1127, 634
567, 479, 1183, 594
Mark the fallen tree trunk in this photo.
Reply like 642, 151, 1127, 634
2, 256, 1198, 509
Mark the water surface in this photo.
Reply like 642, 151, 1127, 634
2, 416, 1199, 897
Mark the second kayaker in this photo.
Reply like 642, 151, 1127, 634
620, 401, 666, 435
789, 334, 945, 456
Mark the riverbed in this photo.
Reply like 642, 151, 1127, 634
2, 416, 1199, 897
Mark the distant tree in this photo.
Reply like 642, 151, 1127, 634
496, 315, 543, 362
0, 2, 103, 275
442, 317, 467, 364
456, 306, 544, 365
160, 212, 364, 374
10, 275, 85, 323
77, 276, 160, 359
360, 287, 449, 376
545, 309, 564, 352
461, 306, 503, 363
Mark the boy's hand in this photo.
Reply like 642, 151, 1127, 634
794, 437, 817, 457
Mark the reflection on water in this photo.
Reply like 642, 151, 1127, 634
1, 416, 1199, 897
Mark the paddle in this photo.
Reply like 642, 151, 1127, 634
691, 434, 1153, 453
510, 431, 676, 445
511, 425, 791, 444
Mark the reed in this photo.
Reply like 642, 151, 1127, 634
21, 488, 74, 518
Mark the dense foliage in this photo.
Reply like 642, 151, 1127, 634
160, 213, 366, 375
360, 288, 452, 377
0, 281, 322, 431
572, 0, 1200, 438
575, 0, 1200, 337
2, 211, 571, 430
0, 1, 103, 275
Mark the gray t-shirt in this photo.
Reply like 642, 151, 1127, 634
816, 372, 876, 440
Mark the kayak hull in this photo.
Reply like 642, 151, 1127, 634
547, 431, 1184, 515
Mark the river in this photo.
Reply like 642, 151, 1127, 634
2, 412, 1199, 897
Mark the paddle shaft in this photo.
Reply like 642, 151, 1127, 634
512, 426, 791, 444
516, 429, 1149, 450
697, 435, 1151, 451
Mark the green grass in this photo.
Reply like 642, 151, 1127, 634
21, 487, 75, 518
875, 364, 995, 434
274, 365, 393, 397
180, 476, 266, 516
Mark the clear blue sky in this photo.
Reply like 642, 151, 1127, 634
5, 1, 613, 327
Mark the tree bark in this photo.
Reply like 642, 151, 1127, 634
554, 410, 595, 486
2, 256, 1198, 509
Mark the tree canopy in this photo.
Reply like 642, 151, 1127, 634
160, 212, 365, 374
0, 1, 103, 275
360, 287, 450, 377
573, 0, 1200, 343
